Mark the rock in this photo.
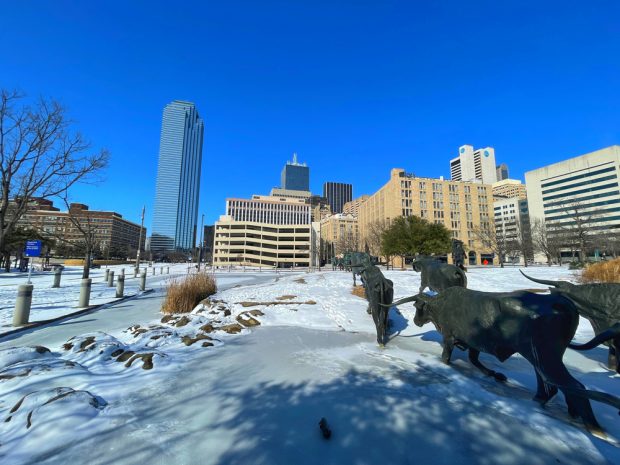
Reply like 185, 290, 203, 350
224, 309, 231, 317
201, 341, 214, 348
116, 351, 135, 362
175, 316, 191, 327
237, 312, 261, 327
79, 336, 96, 351
160, 315, 175, 324
200, 323, 215, 333
181, 334, 214, 346
125, 353, 155, 370
219, 324, 243, 334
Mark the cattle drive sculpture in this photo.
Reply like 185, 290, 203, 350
387, 288, 620, 438
521, 271, 620, 373
412, 257, 467, 293
354, 255, 394, 347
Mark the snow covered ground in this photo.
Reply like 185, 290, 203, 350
0, 263, 197, 330
1, 266, 619, 465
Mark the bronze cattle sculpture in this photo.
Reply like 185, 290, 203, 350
389, 288, 620, 438
521, 270, 620, 373
412, 257, 467, 293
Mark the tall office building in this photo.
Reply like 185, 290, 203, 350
323, 182, 352, 214
450, 145, 498, 184
496, 163, 509, 181
151, 100, 204, 253
281, 153, 309, 191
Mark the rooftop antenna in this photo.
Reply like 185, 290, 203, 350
293, 152, 298, 164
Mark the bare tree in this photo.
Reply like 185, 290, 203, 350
473, 224, 508, 268
549, 200, 602, 263
365, 219, 390, 257
0, 89, 108, 271
512, 217, 534, 267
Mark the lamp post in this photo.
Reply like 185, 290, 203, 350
197, 214, 204, 271
135, 206, 145, 273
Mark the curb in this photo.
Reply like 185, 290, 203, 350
0, 289, 155, 341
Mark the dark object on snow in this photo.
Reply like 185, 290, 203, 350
350, 252, 373, 287
362, 262, 393, 346
389, 288, 620, 438
451, 239, 467, 271
412, 257, 467, 293
521, 270, 620, 373
319, 417, 332, 439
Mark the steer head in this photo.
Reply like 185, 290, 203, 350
389, 293, 435, 327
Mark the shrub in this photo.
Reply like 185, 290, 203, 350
579, 258, 620, 284
568, 261, 585, 270
161, 272, 217, 314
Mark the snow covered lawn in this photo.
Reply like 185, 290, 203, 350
1, 266, 619, 465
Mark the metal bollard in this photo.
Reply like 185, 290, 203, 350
140, 271, 146, 291
116, 274, 125, 298
104, 269, 110, 281
134, 267, 138, 278
79, 278, 91, 308
152, 267, 155, 276
120, 268, 125, 278
52, 268, 62, 288
160, 266, 163, 274
107, 270, 115, 287
13, 284, 34, 326
167, 266, 169, 274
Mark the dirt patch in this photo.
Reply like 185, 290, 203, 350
276, 295, 297, 300
200, 323, 215, 333
174, 316, 192, 327
79, 336, 96, 351
219, 324, 243, 334
351, 286, 366, 299
236, 301, 316, 307
294, 278, 306, 284
125, 353, 155, 370
237, 312, 261, 327
116, 351, 135, 362
181, 334, 214, 346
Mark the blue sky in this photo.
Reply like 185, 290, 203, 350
2, 1, 619, 229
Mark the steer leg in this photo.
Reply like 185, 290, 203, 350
609, 341, 619, 373
369, 292, 384, 347
532, 370, 558, 405
468, 349, 507, 382
441, 337, 454, 364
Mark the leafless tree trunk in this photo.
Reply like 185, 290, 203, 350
0, 89, 108, 271
365, 219, 389, 257
549, 200, 601, 263
513, 217, 534, 266
473, 225, 507, 268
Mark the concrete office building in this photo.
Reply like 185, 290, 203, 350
281, 153, 309, 191
525, 145, 620, 258
450, 145, 498, 184
323, 182, 352, 214
358, 169, 496, 267
212, 195, 312, 268
151, 100, 204, 253
492, 179, 527, 201
493, 197, 532, 264
320, 213, 359, 259
343, 195, 370, 217
496, 163, 509, 181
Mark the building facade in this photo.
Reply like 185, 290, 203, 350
493, 197, 533, 264
280, 153, 309, 191
320, 213, 359, 259
151, 100, 204, 253
212, 196, 312, 268
358, 169, 496, 266
450, 145, 498, 184
496, 163, 509, 181
19, 200, 146, 257
525, 145, 620, 259
492, 179, 527, 200
323, 182, 353, 214
343, 195, 369, 217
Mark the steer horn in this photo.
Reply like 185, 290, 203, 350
519, 270, 562, 287
382, 295, 419, 307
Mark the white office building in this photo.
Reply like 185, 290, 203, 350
450, 145, 498, 184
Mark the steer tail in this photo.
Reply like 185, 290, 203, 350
569, 323, 620, 351
555, 384, 620, 412
519, 270, 561, 287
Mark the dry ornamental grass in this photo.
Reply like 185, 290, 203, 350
161, 273, 218, 314
580, 258, 620, 284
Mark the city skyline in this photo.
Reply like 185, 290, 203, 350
3, 2, 619, 227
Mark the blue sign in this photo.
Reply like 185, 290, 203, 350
25, 240, 42, 257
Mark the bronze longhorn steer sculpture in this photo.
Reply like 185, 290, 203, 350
521, 270, 620, 373
412, 257, 467, 293
356, 260, 394, 346
388, 288, 620, 438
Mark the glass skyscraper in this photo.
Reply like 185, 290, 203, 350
281, 153, 309, 191
151, 100, 204, 253
323, 182, 352, 214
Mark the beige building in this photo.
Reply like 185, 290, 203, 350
358, 169, 496, 266
343, 195, 369, 217
492, 179, 527, 200
320, 213, 359, 258
212, 196, 312, 268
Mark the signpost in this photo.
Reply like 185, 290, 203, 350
24, 240, 42, 284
